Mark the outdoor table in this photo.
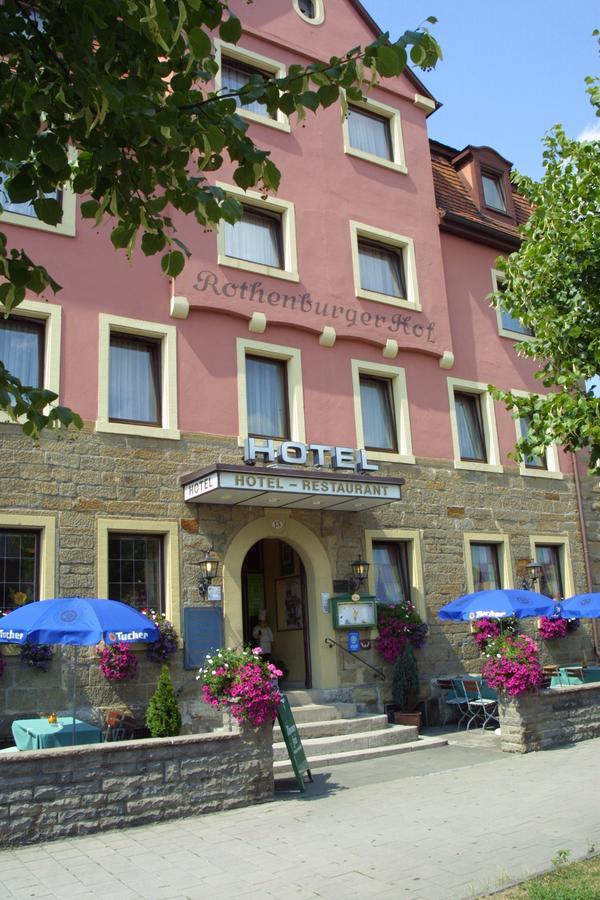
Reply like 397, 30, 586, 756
550, 666, 600, 688
11, 717, 102, 751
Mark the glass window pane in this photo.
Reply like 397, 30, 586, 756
358, 240, 406, 298
348, 106, 393, 160
482, 174, 506, 211
0, 172, 61, 219
298, 0, 315, 16
471, 544, 501, 591
224, 206, 282, 268
107, 533, 164, 613
109, 334, 160, 424
373, 542, 410, 605
519, 416, 547, 469
359, 376, 396, 451
246, 355, 288, 439
0, 317, 44, 387
0, 529, 39, 614
221, 60, 271, 118
455, 392, 487, 462
535, 545, 563, 599
500, 307, 534, 336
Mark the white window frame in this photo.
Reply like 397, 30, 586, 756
463, 533, 513, 594
491, 270, 534, 342
447, 377, 503, 473
0, 185, 76, 237
236, 337, 305, 445
97, 517, 181, 635
342, 94, 407, 173
349, 220, 419, 311
293, 0, 325, 25
0, 513, 56, 600
0, 298, 62, 423
511, 389, 562, 479
351, 359, 414, 464
97, 313, 180, 440
529, 534, 574, 599
214, 41, 290, 133
365, 528, 426, 622
217, 182, 299, 283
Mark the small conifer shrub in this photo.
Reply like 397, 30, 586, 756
145, 665, 181, 738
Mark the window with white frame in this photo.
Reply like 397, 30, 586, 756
236, 338, 305, 444
464, 533, 511, 594
293, 0, 324, 23
0, 173, 76, 236
511, 391, 561, 478
492, 271, 534, 339
351, 360, 413, 464
215, 43, 289, 132
535, 544, 564, 599
448, 378, 502, 472
365, 528, 426, 621
519, 416, 547, 471
350, 221, 419, 310
97, 314, 179, 440
217, 184, 299, 282
343, 97, 406, 172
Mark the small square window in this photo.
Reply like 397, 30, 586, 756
0, 316, 44, 387
358, 239, 406, 300
348, 106, 393, 161
224, 205, 284, 270
246, 355, 289, 440
372, 541, 410, 605
221, 59, 272, 119
109, 333, 161, 426
359, 375, 397, 452
482, 173, 507, 212
535, 545, 564, 599
108, 533, 164, 613
0, 529, 39, 614
455, 392, 487, 463
470, 543, 501, 591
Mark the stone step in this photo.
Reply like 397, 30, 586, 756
273, 714, 389, 741
273, 724, 418, 762
286, 703, 350, 724
273, 736, 449, 776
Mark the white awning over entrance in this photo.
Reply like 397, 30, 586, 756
181, 464, 403, 512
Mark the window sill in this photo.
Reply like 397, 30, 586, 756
453, 460, 504, 474
95, 420, 180, 441
0, 209, 76, 237
237, 108, 291, 133
498, 328, 535, 342
364, 449, 415, 465
218, 253, 300, 283
344, 147, 407, 174
355, 286, 420, 311
519, 466, 563, 480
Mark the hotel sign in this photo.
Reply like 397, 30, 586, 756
182, 464, 403, 512
243, 438, 378, 472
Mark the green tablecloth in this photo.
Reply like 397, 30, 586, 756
11, 717, 102, 750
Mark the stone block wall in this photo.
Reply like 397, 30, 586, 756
498, 683, 600, 753
0, 725, 273, 848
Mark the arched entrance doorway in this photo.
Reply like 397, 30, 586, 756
242, 539, 311, 688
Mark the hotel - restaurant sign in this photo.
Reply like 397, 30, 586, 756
182, 441, 404, 512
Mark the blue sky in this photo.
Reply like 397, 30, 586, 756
363, 1, 599, 179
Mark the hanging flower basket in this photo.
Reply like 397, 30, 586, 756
98, 642, 138, 681
374, 602, 428, 664
538, 615, 580, 640
20, 641, 53, 672
141, 609, 179, 663
198, 647, 282, 727
471, 616, 518, 651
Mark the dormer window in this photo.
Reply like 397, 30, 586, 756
482, 171, 507, 212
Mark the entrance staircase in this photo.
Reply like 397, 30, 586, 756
273, 690, 447, 777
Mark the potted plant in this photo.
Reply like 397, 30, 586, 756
391, 644, 421, 728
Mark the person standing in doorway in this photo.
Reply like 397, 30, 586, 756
252, 609, 274, 662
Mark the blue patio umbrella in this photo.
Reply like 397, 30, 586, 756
438, 588, 558, 621
0, 598, 160, 745
558, 593, 600, 619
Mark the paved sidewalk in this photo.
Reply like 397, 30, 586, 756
1, 733, 599, 900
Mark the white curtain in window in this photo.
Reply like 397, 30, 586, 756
221, 62, 269, 117
109, 337, 159, 423
0, 318, 42, 386
358, 241, 406, 298
246, 356, 287, 438
348, 107, 392, 160
471, 544, 500, 591
536, 546, 563, 599
373, 543, 410, 605
360, 378, 395, 449
455, 393, 486, 461
224, 208, 281, 267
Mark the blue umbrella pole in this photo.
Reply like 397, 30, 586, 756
71, 645, 78, 746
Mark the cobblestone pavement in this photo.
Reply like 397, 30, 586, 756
1, 732, 599, 900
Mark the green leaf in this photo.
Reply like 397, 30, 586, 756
110, 225, 132, 249
161, 250, 185, 277
219, 15, 242, 44
317, 84, 339, 108
32, 198, 62, 226
141, 232, 167, 255
80, 200, 100, 219
298, 91, 320, 112
376, 45, 401, 77
189, 27, 211, 60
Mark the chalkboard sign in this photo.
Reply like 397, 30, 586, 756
277, 694, 312, 792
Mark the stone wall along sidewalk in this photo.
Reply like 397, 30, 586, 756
499, 682, 600, 753
0, 725, 273, 848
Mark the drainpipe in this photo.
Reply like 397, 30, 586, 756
571, 453, 600, 658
